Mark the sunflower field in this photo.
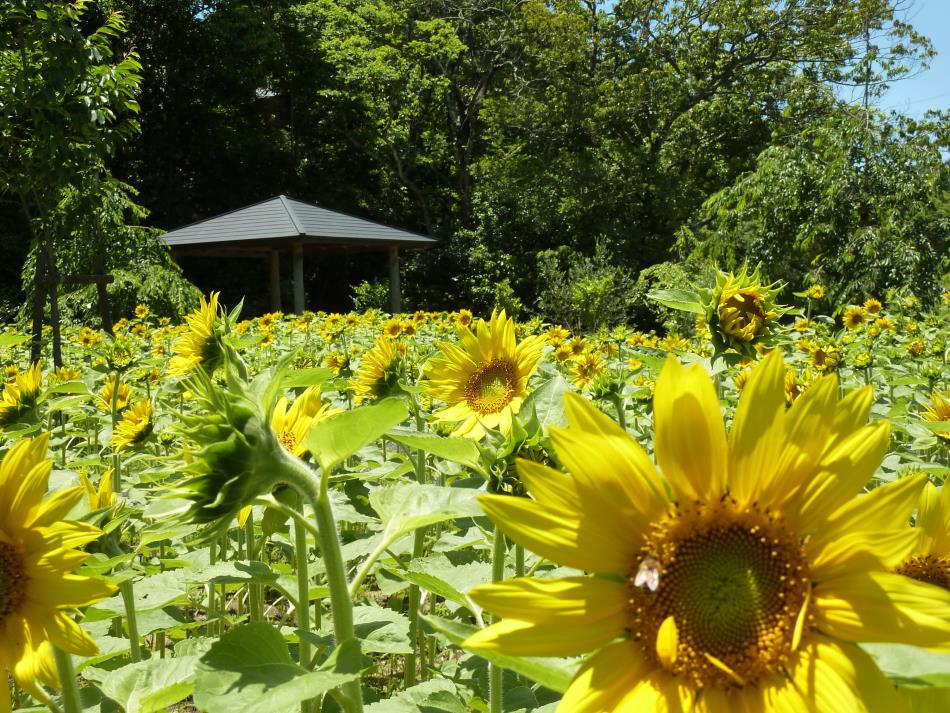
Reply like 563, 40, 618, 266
1, 277, 950, 713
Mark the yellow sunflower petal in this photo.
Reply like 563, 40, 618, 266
557, 640, 652, 713
728, 350, 787, 505
516, 459, 579, 511
790, 636, 909, 713
478, 495, 637, 573
815, 572, 950, 646
28, 486, 86, 528
693, 686, 766, 713
793, 420, 891, 533
25, 574, 116, 608
615, 669, 691, 713
809, 474, 927, 577
810, 529, 920, 578
462, 616, 620, 657
653, 356, 726, 502
556, 393, 667, 517
468, 576, 627, 624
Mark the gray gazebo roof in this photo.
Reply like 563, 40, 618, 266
162, 195, 436, 249
162, 195, 437, 313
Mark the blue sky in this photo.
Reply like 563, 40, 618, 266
878, 0, 950, 116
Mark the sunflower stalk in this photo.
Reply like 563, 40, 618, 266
243, 515, 263, 623
118, 579, 142, 662
277, 450, 364, 713
50, 648, 81, 713
488, 526, 507, 713
404, 405, 428, 687
293, 492, 315, 711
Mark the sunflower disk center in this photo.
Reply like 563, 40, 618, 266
896, 554, 950, 591
0, 540, 28, 625
465, 359, 516, 415
630, 502, 811, 689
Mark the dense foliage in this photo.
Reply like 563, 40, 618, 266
4, 0, 948, 327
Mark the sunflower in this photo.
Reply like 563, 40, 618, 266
110, 399, 153, 450
895, 482, 950, 590
0, 362, 42, 427
807, 284, 825, 300
271, 385, 340, 458
79, 470, 117, 511
351, 337, 407, 404
464, 351, 950, 712
237, 386, 340, 526
863, 298, 883, 315
0, 434, 114, 704
921, 389, 950, 442
95, 374, 132, 413
169, 292, 223, 376
570, 351, 604, 391
425, 310, 545, 439
843, 306, 867, 330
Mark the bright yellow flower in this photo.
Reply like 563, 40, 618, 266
570, 351, 604, 391
134, 304, 149, 319
546, 325, 571, 346
0, 434, 114, 703
96, 374, 132, 413
169, 292, 223, 376
110, 400, 153, 450
906, 339, 926, 357
79, 470, 117, 510
0, 362, 42, 427
896, 482, 950, 590
807, 284, 825, 300
922, 389, 950, 442
425, 310, 544, 439
351, 338, 406, 404
237, 386, 341, 527
808, 343, 841, 372
793, 318, 810, 332
715, 273, 775, 345
271, 386, 340, 458
843, 306, 866, 330
863, 298, 883, 315
465, 351, 950, 712
53, 366, 81, 383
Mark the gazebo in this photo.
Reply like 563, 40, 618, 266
161, 195, 437, 313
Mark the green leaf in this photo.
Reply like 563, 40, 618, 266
387, 429, 482, 471
521, 375, 570, 430
370, 483, 483, 542
365, 680, 465, 713
304, 398, 409, 471
387, 555, 489, 613
0, 333, 29, 347
423, 614, 578, 693
98, 655, 197, 713
282, 367, 334, 388
194, 623, 358, 713
863, 643, 950, 688
352, 605, 412, 654
646, 288, 704, 314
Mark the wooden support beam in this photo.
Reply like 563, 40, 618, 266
388, 246, 401, 314
269, 249, 282, 312
293, 240, 305, 314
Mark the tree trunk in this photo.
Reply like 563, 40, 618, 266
30, 243, 45, 365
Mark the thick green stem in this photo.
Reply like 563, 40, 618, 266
244, 515, 263, 622
404, 409, 428, 687
51, 647, 81, 713
119, 579, 141, 662
279, 453, 363, 713
294, 494, 313, 673
489, 527, 506, 713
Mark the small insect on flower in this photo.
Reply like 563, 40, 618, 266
633, 556, 662, 593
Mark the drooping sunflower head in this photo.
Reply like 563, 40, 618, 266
703, 266, 784, 356
921, 388, 950, 442
570, 351, 604, 390
351, 337, 409, 405
169, 291, 226, 376
0, 361, 42, 427
465, 351, 950, 710
0, 434, 115, 701
110, 399, 153, 451
424, 310, 545, 440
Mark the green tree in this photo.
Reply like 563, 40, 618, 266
681, 104, 950, 305
0, 0, 142, 363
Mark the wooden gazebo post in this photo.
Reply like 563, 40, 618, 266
388, 246, 401, 314
268, 249, 281, 312
293, 239, 305, 314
